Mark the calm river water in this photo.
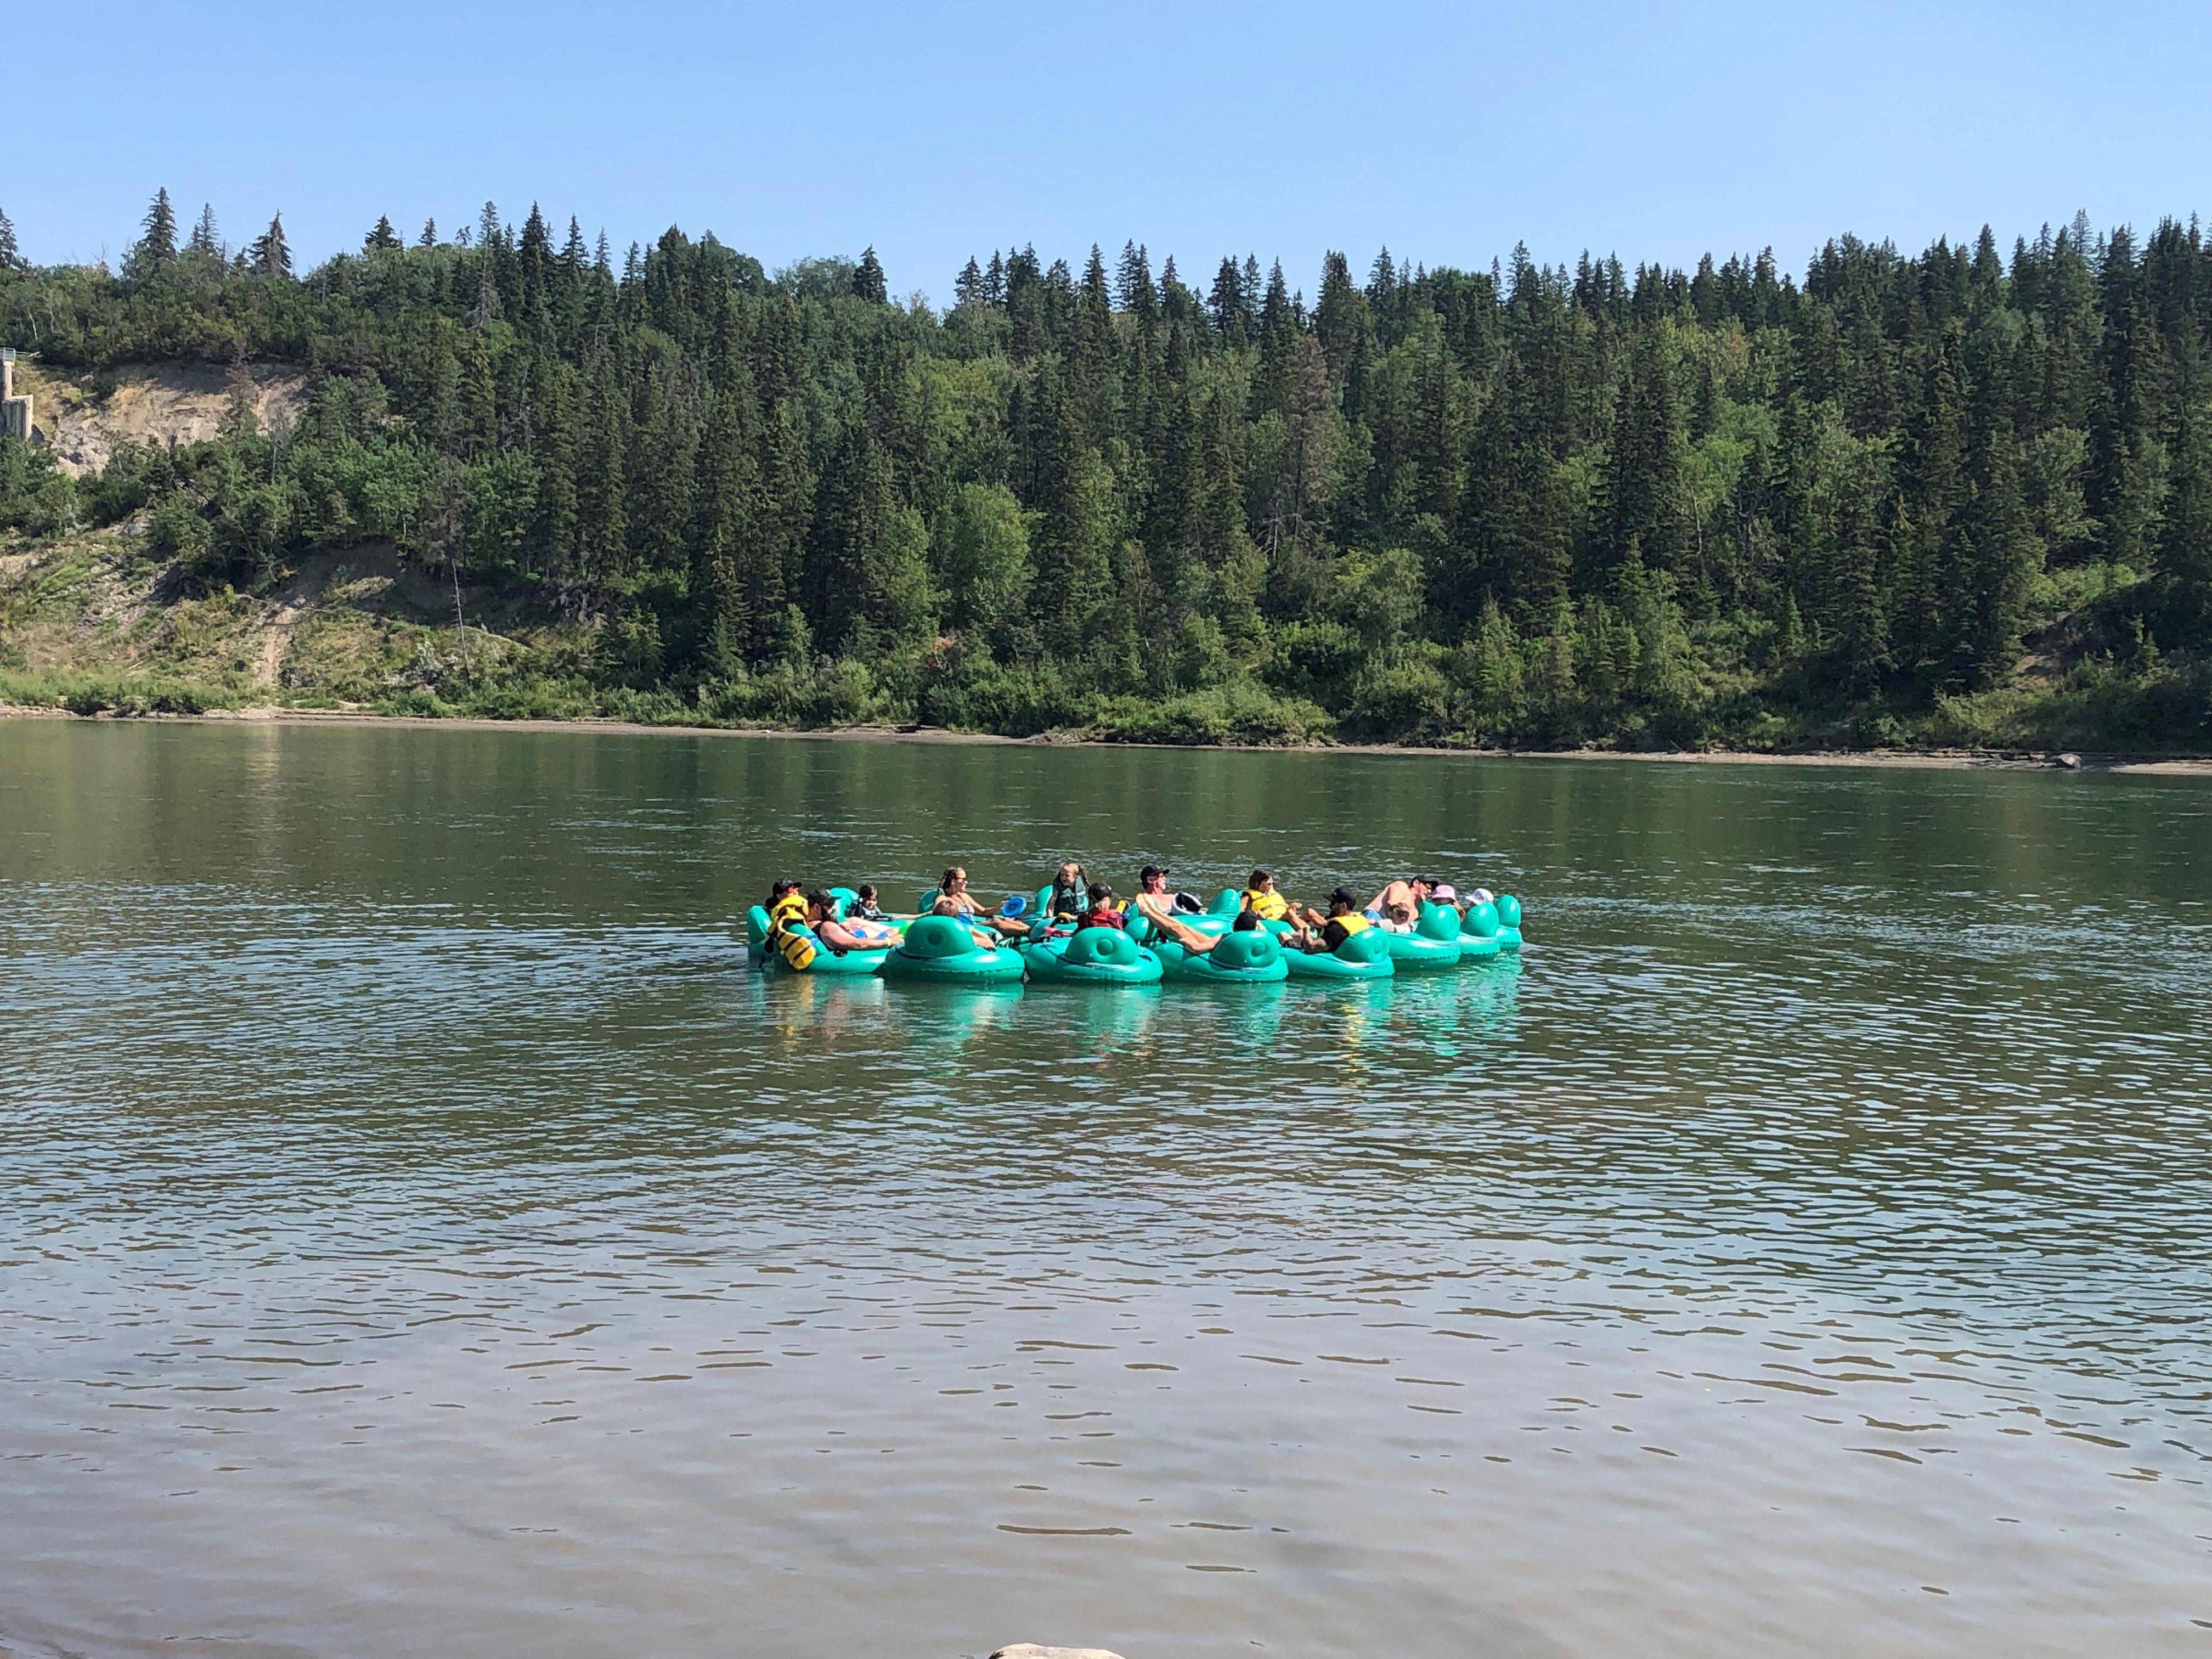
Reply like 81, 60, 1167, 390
2, 722, 2208, 1659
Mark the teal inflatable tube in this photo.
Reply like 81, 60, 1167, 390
1153, 925, 1289, 985
1494, 892, 1524, 950
1269, 920, 1395, 981
1380, 903, 1464, 970
746, 904, 889, 975
1019, 925, 1163, 986
1458, 899, 1507, 961
881, 912, 1026, 986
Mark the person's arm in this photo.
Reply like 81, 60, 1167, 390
826, 918, 893, 951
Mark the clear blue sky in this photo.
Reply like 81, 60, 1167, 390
9, 0, 2208, 302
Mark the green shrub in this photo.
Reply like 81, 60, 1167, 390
1091, 680, 1332, 746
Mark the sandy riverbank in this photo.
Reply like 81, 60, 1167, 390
3, 701, 2208, 774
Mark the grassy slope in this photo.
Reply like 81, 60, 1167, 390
0, 528, 611, 719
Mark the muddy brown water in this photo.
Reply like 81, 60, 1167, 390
2, 722, 2208, 1657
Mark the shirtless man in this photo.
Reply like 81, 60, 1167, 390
1130, 865, 1224, 955
1366, 875, 1439, 930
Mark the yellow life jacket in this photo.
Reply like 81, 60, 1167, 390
1244, 889, 1288, 921
770, 917, 819, 971
1331, 912, 1370, 936
769, 893, 806, 928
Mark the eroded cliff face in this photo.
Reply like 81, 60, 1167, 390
12, 360, 309, 475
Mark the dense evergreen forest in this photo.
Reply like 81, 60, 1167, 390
3, 193, 2210, 747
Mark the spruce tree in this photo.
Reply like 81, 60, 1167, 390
0, 205, 20, 272
1312, 251, 1374, 402
805, 420, 884, 645
575, 351, 630, 583
364, 215, 402, 252
249, 213, 292, 278
626, 358, 699, 576
1601, 326, 1688, 575
1158, 255, 1188, 323
692, 355, 763, 672
2155, 388, 2212, 632
1208, 256, 1248, 343
1073, 244, 1116, 419
188, 203, 219, 253
420, 217, 437, 247
515, 204, 554, 340
532, 359, 582, 583
851, 246, 888, 304
128, 188, 177, 277
1004, 246, 1045, 357
1961, 429, 2038, 683
754, 402, 813, 663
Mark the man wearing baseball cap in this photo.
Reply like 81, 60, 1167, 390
1131, 865, 1225, 954
1285, 887, 1373, 953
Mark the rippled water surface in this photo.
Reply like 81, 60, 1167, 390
3, 723, 2210, 1659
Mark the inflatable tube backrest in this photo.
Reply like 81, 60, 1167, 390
900, 913, 983, 960
827, 885, 858, 920
1207, 887, 1242, 918
1336, 926, 1392, 964
1064, 926, 1142, 967
1415, 901, 1462, 943
1209, 928, 1282, 971
915, 888, 940, 916
1034, 884, 1057, 921
746, 905, 772, 951
1463, 900, 1500, 938
1496, 893, 1522, 929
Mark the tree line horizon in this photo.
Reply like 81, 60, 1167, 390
1, 190, 2208, 747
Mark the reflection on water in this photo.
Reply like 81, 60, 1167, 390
1, 723, 2209, 1659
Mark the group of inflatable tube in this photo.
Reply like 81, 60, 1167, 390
746, 883, 1523, 988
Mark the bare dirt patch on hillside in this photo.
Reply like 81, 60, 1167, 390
16, 360, 311, 475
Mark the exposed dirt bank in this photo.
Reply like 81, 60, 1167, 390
15, 359, 312, 476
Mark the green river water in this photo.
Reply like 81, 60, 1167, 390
1, 722, 2208, 1658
